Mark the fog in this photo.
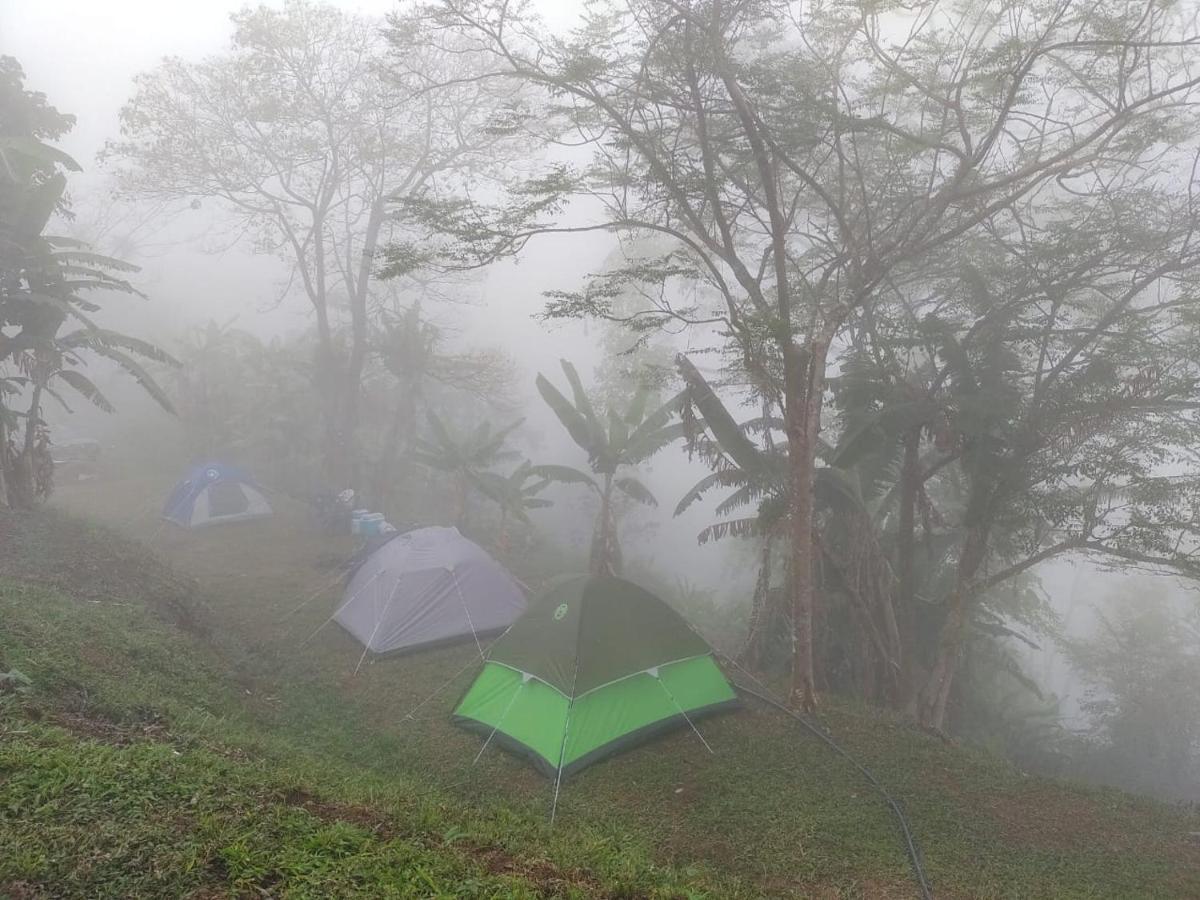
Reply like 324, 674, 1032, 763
5, 2, 1200, 869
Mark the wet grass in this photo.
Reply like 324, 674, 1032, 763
1, 476, 1198, 897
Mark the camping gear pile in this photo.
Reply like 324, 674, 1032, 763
351, 509, 395, 537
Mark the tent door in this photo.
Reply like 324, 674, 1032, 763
207, 480, 251, 517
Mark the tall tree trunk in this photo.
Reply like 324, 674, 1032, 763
339, 200, 387, 497
311, 211, 346, 491
454, 473, 469, 530
0, 415, 10, 508
739, 537, 774, 668
918, 522, 987, 729
785, 337, 829, 711
23, 383, 42, 460
896, 426, 921, 715
371, 382, 419, 509
316, 337, 346, 490
334, 369, 362, 492
6, 384, 43, 509
589, 474, 619, 576
497, 508, 509, 553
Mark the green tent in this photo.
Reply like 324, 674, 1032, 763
452, 574, 739, 779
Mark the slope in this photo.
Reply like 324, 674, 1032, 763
3, 484, 1200, 899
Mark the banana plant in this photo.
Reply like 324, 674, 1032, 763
675, 351, 932, 682
1, 105, 177, 506
472, 459, 553, 552
532, 358, 685, 576
410, 409, 523, 527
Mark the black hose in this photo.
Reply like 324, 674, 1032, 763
733, 683, 934, 900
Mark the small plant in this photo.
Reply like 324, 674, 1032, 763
0, 668, 32, 694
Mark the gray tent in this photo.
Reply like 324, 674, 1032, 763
334, 526, 526, 655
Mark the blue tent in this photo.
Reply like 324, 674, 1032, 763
162, 463, 272, 528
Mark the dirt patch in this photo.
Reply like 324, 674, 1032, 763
281, 788, 397, 838
472, 845, 600, 894
46, 707, 172, 747
276, 789, 601, 895
182, 889, 232, 900
757, 877, 930, 900
0, 881, 47, 900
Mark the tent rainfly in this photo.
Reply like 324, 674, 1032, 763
452, 574, 739, 780
334, 526, 526, 656
161, 463, 272, 528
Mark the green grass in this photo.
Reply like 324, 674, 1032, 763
2, 477, 1199, 898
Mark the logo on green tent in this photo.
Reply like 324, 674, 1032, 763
553, 603, 569, 621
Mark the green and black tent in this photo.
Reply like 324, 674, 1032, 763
452, 574, 739, 779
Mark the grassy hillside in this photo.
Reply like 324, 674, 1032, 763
2, 479, 1199, 898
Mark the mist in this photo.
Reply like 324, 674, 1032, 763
5, 2, 1200, 896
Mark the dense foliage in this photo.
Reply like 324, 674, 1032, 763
0, 57, 173, 508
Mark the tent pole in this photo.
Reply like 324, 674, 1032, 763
549, 709, 572, 826
653, 670, 714, 754
449, 566, 485, 660
550, 651, 582, 826
354, 579, 403, 676
399, 650, 492, 725
473, 678, 527, 765
280, 568, 350, 623
299, 569, 384, 647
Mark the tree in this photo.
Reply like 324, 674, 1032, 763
0, 57, 175, 508
368, 300, 513, 506
675, 351, 906, 694
174, 319, 269, 460
403, 0, 1200, 713
473, 460, 553, 552
1067, 579, 1200, 801
105, 0, 527, 488
534, 359, 683, 576
869, 211, 1200, 727
410, 409, 524, 528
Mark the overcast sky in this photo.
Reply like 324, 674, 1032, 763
2, 0, 599, 343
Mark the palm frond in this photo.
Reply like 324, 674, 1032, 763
715, 482, 769, 516
614, 476, 657, 506
624, 381, 651, 426
559, 358, 601, 431
59, 329, 180, 366
624, 388, 685, 459
85, 345, 175, 414
53, 369, 115, 413
675, 353, 767, 474
536, 373, 602, 459
697, 517, 760, 544
528, 463, 599, 491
